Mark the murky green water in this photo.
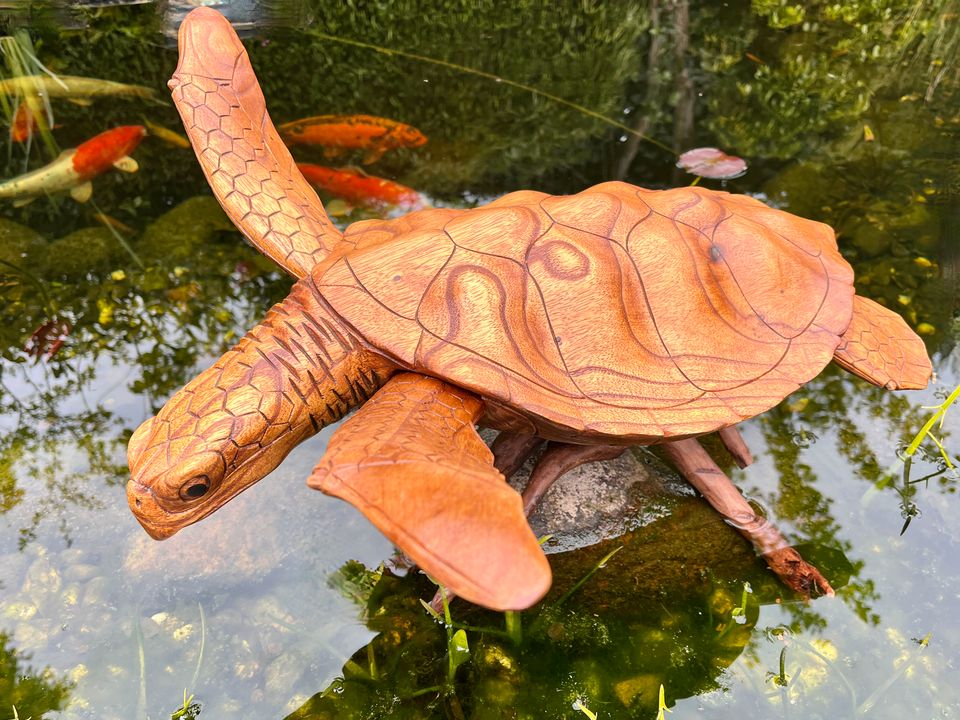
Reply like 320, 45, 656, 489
0, 1, 958, 718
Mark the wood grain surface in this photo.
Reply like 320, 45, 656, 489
320, 183, 855, 442
169, 7, 341, 278
309, 373, 551, 610
127, 279, 395, 539
834, 295, 932, 389
660, 438, 834, 596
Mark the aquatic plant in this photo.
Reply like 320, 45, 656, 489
902, 384, 960, 468
865, 383, 960, 534
170, 690, 201, 720
765, 647, 789, 687
656, 683, 672, 720
0, 30, 59, 161
572, 696, 598, 719
135, 602, 206, 720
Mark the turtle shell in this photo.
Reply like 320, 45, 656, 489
316, 182, 854, 443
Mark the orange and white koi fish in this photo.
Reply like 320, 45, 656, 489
0, 75, 155, 102
279, 114, 427, 164
297, 163, 424, 210
0, 125, 145, 206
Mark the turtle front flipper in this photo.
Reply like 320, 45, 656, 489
833, 295, 932, 390
308, 373, 552, 611
170, 8, 341, 278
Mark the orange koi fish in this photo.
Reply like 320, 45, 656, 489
297, 163, 424, 210
10, 102, 39, 142
9, 95, 58, 143
0, 125, 145, 206
279, 114, 427, 164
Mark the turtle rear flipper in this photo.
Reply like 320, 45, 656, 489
308, 373, 552, 611
170, 8, 341, 278
833, 295, 932, 390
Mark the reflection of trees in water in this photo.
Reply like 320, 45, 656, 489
286, 517, 765, 719
0, 631, 72, 717
698, 0, 958, 159
750, 367, 957, 630
0, 199, 293, 547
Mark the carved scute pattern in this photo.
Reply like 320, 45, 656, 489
308, 372, 551, 611
320, 184, 857, 442
127, 277, 394, 537
833, 295, 932, 390
169, 8, 340, 279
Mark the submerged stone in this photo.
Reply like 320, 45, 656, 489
45, 227, 126, 278
0, 218, 46, 272
763, 162, 832, 219
139, 196, 238, 263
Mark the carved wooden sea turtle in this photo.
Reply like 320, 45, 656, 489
126, 8, 932, 610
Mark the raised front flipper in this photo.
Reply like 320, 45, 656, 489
308, 373, 551, 611
833, 295, 932, 390
170, 8, 341, 278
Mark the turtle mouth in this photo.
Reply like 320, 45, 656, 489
126, 424, 311, 539
126, 477, 222, 539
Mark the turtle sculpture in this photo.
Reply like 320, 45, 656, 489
127, 8, 932, 611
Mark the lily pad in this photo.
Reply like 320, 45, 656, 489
677, 147, 748, 179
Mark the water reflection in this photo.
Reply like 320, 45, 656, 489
0, 1, 957, 718
285, 493, 773, 719
0, 631, 72, 718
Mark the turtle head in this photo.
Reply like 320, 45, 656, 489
125, 357, 312, 540
126, 278, 391, 539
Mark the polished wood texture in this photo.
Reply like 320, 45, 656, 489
169, 7, 341, 277
659, 438, 833, 596
127, 7, 932, 610
320, 183, 856, 441
127, 278, 395, 539
309, 373, 551, 611
834, 295, 932, 390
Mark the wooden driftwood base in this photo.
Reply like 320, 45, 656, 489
717, 426, 754, 468
490, 431, 544, 478
432, 426, 832, 611
658, 437, 834, 598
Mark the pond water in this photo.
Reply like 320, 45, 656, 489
0, 1, 958, 718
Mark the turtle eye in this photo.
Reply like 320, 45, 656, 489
179, 475, 211, 501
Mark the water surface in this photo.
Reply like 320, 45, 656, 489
0, 1, 958, 718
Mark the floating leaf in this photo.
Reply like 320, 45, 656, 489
24, 318, 71, 361
676, 147, 747, 179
